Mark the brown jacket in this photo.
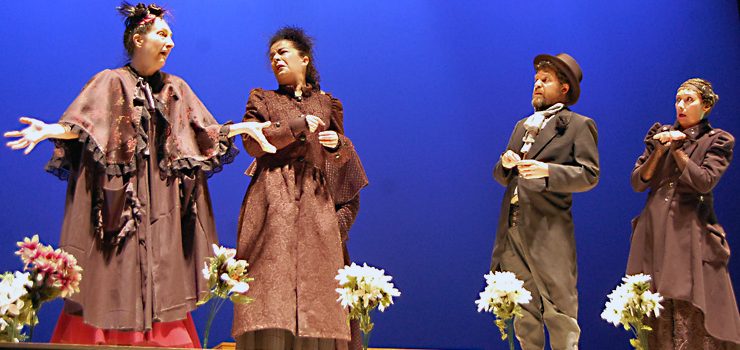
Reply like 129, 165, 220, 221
627, 121, 740, 344
491, 109, 599, 317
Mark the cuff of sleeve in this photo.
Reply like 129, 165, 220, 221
289, 115, 308, 139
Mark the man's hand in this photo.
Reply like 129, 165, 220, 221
501, 150, 521, 169
517, 159, 549, 179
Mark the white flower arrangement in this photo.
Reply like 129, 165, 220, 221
601, 274, 663, 350
335, 262, 400, 350
0, 272, 32, 342
197, 244, 254, 348
475, 271, 532, 350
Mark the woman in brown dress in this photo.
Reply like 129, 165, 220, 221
233, 27, 368, 350
627, 78, 740, 349
3, 2, 274, 347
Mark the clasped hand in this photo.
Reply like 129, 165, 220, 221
501, 150, 549, 179
304, 115, 338, 149
652, 130, 685, 147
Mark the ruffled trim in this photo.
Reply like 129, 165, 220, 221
45, 123, 149, 181
159, 124, 239, 179
46, 120, 236, 181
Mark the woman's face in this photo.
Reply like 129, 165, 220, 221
269, 40, 308, 86
675, 88, 709, 129
132, 18, 175, 73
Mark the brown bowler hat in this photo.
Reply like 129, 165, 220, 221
533, 53, 583, 105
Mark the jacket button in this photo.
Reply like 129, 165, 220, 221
297, 157, 305, 162
335, 154, 340, 159
299, 135, 306, 142
275, 121, 281, 128
668, 182, 674, 188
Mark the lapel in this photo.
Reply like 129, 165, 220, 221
510, 121, 527, 157
677, 120, 711, 159
525, 110, 567, 159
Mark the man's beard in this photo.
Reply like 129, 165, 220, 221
532, 95, 548, 111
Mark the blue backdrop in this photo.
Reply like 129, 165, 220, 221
0, 1, 738, 349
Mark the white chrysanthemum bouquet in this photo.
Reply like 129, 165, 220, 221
601, 274, 663, 350
335, 263, 401, 350
475, 271, 532, 350
197, 244, 254, 348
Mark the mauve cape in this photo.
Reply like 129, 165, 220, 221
232, 87, 367, 341
627, 121, 740, 344
45, 66, 236, 331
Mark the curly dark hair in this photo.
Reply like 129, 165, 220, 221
679, 78, 720, 115
117, 2, 168, 58
269, 27, 320, 89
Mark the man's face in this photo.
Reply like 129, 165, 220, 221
532, 68, 569, 111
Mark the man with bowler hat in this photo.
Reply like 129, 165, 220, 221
490, 53, 599, 350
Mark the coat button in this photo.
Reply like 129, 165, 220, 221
664, 198, 669, 202
668, 182, 674, 188
335, 154, 340, 159
275, 121, 281, 128
297, 157, 305, 162
299, 135, 306, 142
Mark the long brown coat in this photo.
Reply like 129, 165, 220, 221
626, 121, 740, 344
46, 67, 234, 330
233, 86, 367, 341
491, 109, 599, 318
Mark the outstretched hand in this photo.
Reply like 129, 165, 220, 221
4, 117, 51, 154
231, 121, 277, 153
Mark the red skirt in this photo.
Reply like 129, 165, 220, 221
50, 312, 201, 348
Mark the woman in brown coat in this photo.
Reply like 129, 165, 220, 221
627, 78, 740, 349
3, 2, 274, 347
232, 27, 367, 350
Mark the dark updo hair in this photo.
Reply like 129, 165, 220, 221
269, 27, 320, 89
679, 78, 720, 115
117, 2, 168, 58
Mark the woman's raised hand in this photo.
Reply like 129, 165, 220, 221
304, 115, 325, 133
4, 117, 59, 154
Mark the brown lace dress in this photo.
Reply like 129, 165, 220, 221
232, 86, 367, 350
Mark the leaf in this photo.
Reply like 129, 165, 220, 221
230, 294, 254, 304
197, 294, 212, 306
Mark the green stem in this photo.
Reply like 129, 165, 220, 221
202, 298, 226, 349
361, 329, 371, 350
28, 305, 40, 342
637, 326, 649, 350
506, 318, 515, 350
